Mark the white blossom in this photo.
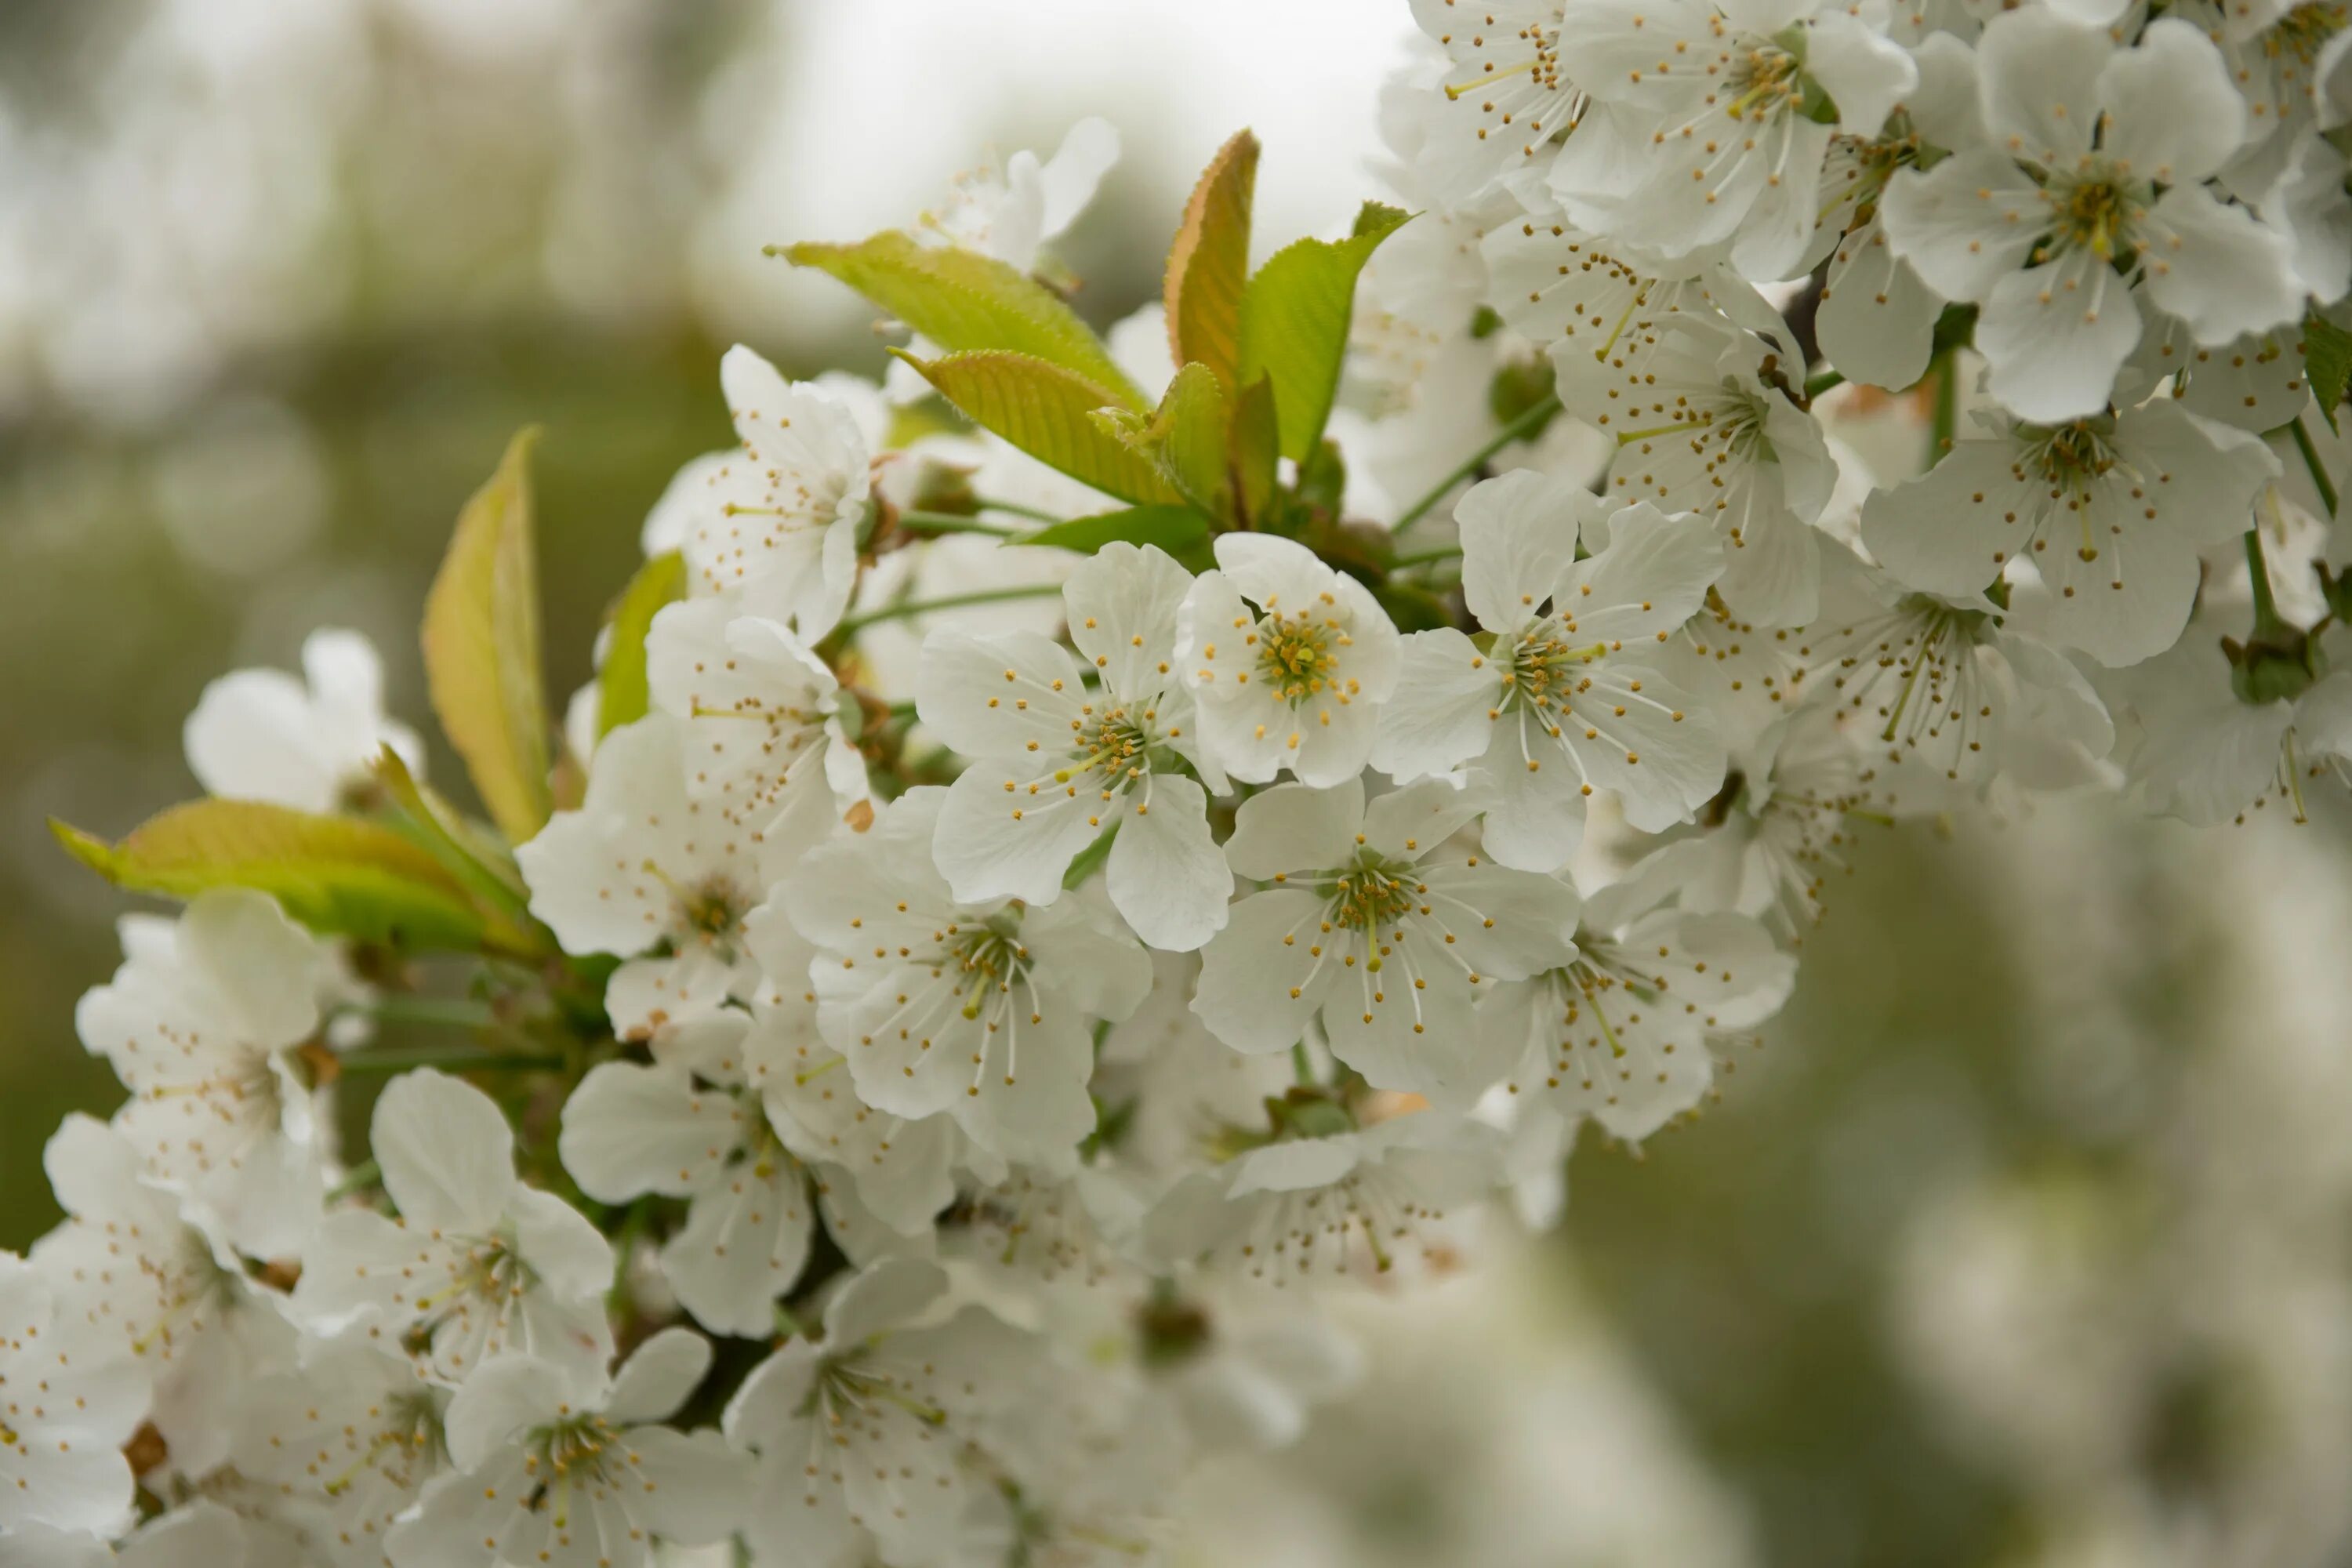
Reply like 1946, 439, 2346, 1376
723, 1261, 1035, 1568
559, 1051, 814, 1339
293, 1069, 613, 1386
920, 542, 1234, 950
1879, 11, 2302, 422
1483, 868, 1796, 1141
183, 629, 423, 813
1859, 399, 2278, 666
1797, 542, 2115, 787
1145, 1109, 1500, 1286
230, 1338, 446, 1566
1177, 534, 1403, 787
2111, 636, 2352, 824
674, 346, 869, 637
1192, 777, 1581, 1103
644, 595, 869, 858
783, 788, 1153, 1172
518, 714, 789, 1043
389, 1330, 746, 1568
0, 1254, 143, 1536
1557, 314, 1836, 626
1548, 0, 1919, 281
74, 890, 328, 1256
1374, 474, 1728, 868
31, 1116, 296, 1482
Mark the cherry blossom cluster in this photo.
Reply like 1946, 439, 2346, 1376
12, 0, 2352, 1561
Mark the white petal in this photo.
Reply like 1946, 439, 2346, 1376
1976, 8, 2111, 165
1063, 541, 1190, 698
933, 754, 1105, 907
558, 1062, 745, 1203
1192, 890, 1336, 1054
1879, 152, 2047, 304
372, 1068, 518, 1232
1372, 628, 1502, 782
1454, 469, 1592, 630
2138, 185, 2304, 345
1104, 773, 1233, 952
661, 1163, 813, 1337
914, 628, 1085, 758
2097, 17, 2247, 186
1979, 251, 2143, 423
1223, 779, 1363, 880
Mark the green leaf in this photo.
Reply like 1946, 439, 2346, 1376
368, 748, 543, 956
1093, 362, 1232, 520
895, 350, 1183, 507
1229, 375, 1279, 529
1236, 201, 1412, 463
597, 551, 685, 739
1061, 818, 1119, 890
423, 429, 554, 847
1295, 438, 1347, 515
2307, 309, 2351, 434
1163, 129, 1259, 390
53, 802, 493, 952
783, 232, 1144, 410
1017, 506, 1210, 558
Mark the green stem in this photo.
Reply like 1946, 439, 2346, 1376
2246, 528, 2285, 633
1392, 545, 1465, 570
974, 496, 1065, 524
2292, 414, 2339, 520
1929, 352, 1959, 466
334, 1045, 563, 1077
1291, 1040, 1316, 1087
895, 510, 1018, 539
1392, 391, 1563, 538
337, 995, 501, 1031
835, 584, 1062, 635
1804, 368, 1846, 399
327, 1159, 379, 1202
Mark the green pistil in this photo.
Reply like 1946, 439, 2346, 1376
950, 922, 1029, 1021
2270, 2, 2348, 65
1256, 610, 1341, 706
1323, 851, 1422, 934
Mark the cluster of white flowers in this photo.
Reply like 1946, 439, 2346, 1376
15, 0, 2352, 1559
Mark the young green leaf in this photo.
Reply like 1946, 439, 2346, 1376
2306, 309, 2350, 434
1016, 506, 1210, 557
368, 747, 542, 956
52, 802, 496, 953
784, 232, 1144, 410
1237, 201, 1412, 462
596, 550, 685, 738
895, 350, 1184, 506
422, 428, 554, 847
1093, 362, 1233, 520
1228, 374, 1279, 528
1164, 129, 1260, 389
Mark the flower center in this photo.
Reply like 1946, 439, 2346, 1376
2022, 419, 2118, 489
1500, 622, 1610, 713
1060, 706, 1154, 786
1256, 610, 1341, 706
521, 1412, 624, 1512
1727, 42, 1805, 120
1326, 851, 1424, 933
2270, 1, 2347, 67
947, 919, 1030, 1021
2047, 172, 2140, 260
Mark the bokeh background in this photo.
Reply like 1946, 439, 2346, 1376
5, 4, 2351, 1566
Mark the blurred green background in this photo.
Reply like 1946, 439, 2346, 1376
5, 5, 2350, 1566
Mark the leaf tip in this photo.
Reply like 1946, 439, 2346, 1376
49, 818, 114, 877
